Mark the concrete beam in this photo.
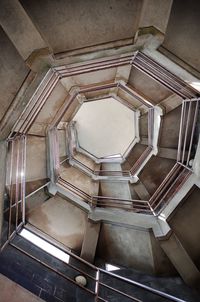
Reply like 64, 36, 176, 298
160, 233, 200, 288
80, 219, 101, 263
0, 0, 49, 61
89, 207, 167, 237
157, 147, 177, 160
0, 141, 7, 245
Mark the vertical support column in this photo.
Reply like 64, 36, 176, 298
0, 141, 7, 245
160, 232, 200, 287
80, 219, 101, 263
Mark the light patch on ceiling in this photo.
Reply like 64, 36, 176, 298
105, 263, 120, 271
20, 228, 70, 264
189, 81, 200, 92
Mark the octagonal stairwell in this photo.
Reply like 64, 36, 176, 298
2, 1, 200, 301
1, 43, 200, 302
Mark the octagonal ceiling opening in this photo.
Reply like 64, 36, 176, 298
72, 97, 137, 159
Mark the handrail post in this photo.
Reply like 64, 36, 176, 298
95, 270, 100, 301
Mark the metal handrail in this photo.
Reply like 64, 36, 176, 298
57, 178, 151, 213
99, 269, 186, 302
177, 99, 199, 169
132, 52, 198, 99
149, 163, 192, 214
5, 53, 199, 231
8, 227, 187, 302
2, 135, 26, 251
67, 122, 154, 180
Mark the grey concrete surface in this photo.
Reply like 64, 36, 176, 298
20, 0, 142, 53
0, 26, 29, 122
26, 135, 47, 182
97, 222, 155, 274
1, 0, 200, 296
169, 186, 200, 270
96, 222, 177, 275
60, 162, 94, 196
100, 163, 132, 200
139, 156, 175, 195
163, 0, 200, 73
159, 105, 182, 149
28, 82, 67, 136
160, 233, 200, 288
27, 194, 87, 252
0, 273, 44, 302
0, 0, 48, 60
122, 143, 147, 170
128, 66, 172, 104
139, 0, 173, 33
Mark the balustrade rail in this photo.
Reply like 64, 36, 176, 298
1, 135, 26, 251
57, 178, 150, 214
149, 163, 192, 215
3, 52, 199, 245
132, 52, 198, 99
8, 226, 186, 302
177, 98, 200, 169
67, 122, 154, 181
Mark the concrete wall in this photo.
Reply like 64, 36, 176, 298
96, 222, 174, 275
20, 0, 142, 53
26, 135, 47, 182
0, 26, 29, 121
139, 156, 175, 195
97, 223, 154, 273
122, 143, 147, 170
28, 82, 67, 136
139, 0, 173, 33
27, 194, 87, 252
128, 67, 172, 104
0, 273, 44, 302
58, 130, 67, 158
163, 0, 200, 73
60, 163, 94, 196
159, 105, 181, 149
169, 186, 200, 270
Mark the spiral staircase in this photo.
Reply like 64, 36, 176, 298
0, 1, 200, 301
